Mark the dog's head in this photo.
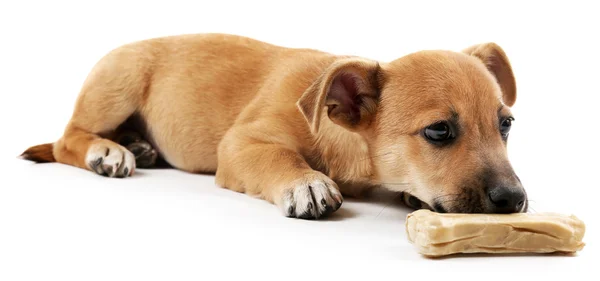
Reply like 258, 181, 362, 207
298, 43, 526, 214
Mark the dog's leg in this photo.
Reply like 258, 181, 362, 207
53, 127, 135, 178
53, 100, 139, 178
46, 49, 150, 177
216, 129, 343, 220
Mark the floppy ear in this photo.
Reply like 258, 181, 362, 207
297, 58, 382, 134
463, 43, 517, 107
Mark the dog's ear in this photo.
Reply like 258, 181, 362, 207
297, 58, 382, 134
463, 43, 517, 107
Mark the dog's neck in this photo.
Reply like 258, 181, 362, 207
305, 116, 376, 196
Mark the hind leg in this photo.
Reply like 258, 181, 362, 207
51, 48, 149, 177
54, 112, 138, 177
54, 112, 139, 178
64, 134, 136, 178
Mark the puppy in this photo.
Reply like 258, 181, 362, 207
21, 33, 527, 219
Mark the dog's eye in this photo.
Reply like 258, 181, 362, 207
500, 117, 513, 139
423, 122, 455, 144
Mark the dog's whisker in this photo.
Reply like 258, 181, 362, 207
525, 199, 537, 213
375, 192, 402, 219
527, 206, 538, 213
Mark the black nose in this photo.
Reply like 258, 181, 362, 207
488, 186, 526, 214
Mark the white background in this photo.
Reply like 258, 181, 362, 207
0, 0, 598, 280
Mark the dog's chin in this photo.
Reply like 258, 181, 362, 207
402, 192, 528, 214
431, 199, 529, 214
429, 188, 488, 214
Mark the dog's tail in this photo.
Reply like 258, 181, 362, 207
20, 143, 56, 163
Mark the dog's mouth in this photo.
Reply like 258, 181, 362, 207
401, 192, 431, 211
400, 193, 453, 213
401, 192, 528, 214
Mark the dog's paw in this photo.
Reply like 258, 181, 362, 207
86, 141, 135, 178
125, 140, 157, 168
280, 172, 343, 220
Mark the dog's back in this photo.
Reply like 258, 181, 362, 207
131, 34, 337, 171
22, 34, 339, 172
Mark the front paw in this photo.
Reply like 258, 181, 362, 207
279, 172, 343, 220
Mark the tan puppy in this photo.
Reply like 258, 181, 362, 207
21, 33, 527, 219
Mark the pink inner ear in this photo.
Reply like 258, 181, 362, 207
330, 72, 359, 108
328, 71, 362, 124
